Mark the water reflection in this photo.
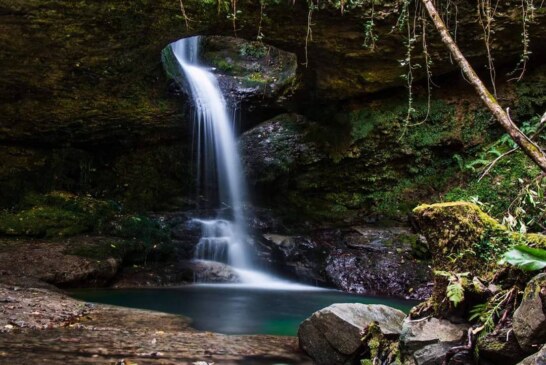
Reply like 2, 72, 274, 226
71, 285, 417, 336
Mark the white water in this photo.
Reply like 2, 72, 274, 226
171, 36, 303, 288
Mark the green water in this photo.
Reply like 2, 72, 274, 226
71, 285, 417, 336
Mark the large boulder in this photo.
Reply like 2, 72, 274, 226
513, 273, 546, 353
412, 202, 505, 274
298, 303, 405, 365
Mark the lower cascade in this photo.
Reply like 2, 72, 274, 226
169, 36, 298, 287
193, 218, 247, 269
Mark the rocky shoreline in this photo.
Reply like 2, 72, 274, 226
0, 283, 310, 365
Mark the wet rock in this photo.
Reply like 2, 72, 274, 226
162, 36, 297, 123
181, 260, 241, 283
0, 238, 121, 287
258, 233, 326, 285
239, 113, 325, 185
518, 345, 546, 365
324, 227, 431, 299
253, 225, 431, 298
400, 317, 468, 354
513, 273, 546, 353
298, 303, 405, 365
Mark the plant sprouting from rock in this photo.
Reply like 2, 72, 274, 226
435, 270, 470, 307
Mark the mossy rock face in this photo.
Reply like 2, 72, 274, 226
238, 93, 492, 223
239, 113, 325, 184
412, 202, 504, 272
2, 0, 546, 218
0, 0, 195, 146
2, 0, 545, 144
162, 35, 298, 127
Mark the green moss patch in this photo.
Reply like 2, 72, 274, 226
0, 192, 117, 238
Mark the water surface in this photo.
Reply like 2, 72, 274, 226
71, 285, 416, 336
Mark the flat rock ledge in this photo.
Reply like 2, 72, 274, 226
0, 284, 311, 364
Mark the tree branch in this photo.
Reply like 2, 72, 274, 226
420, 0, 546, 173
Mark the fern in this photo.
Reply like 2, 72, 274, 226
447, 281, 465, 306
469, 289, 513, 337
434, 271, 469, 307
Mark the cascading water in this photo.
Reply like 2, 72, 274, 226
169, 36, 298, 287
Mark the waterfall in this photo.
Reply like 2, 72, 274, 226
169, 36, 263, 281
166, 36, 318, 290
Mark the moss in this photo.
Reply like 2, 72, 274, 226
444, 151, 541, 218
412, 202, 506, 274
412, 201, 546, 316
359, 322, 401, 365
0, 191, 118, 238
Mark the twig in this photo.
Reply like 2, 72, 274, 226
478, 147, 518, 181
478, 109, 546, 181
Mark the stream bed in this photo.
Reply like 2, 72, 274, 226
71, 285, 417, 336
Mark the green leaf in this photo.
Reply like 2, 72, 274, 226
447, 281, 464, 307
500, 245, 546, 271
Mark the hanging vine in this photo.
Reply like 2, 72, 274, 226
398, 0, 420, 139
508, 0, 536, 81
477, 0, 500, 97
229, 0, 239, 37
421, 13, 435, 123
304, 0, 317, 67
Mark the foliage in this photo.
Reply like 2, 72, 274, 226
445, 116, 545, 233
108, 214, 173, 265
434, 270, 469, 307
469, 288, 513, 335
359, 322, 401, 365
239, 43, 268, 58
499, 245, 546, 271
